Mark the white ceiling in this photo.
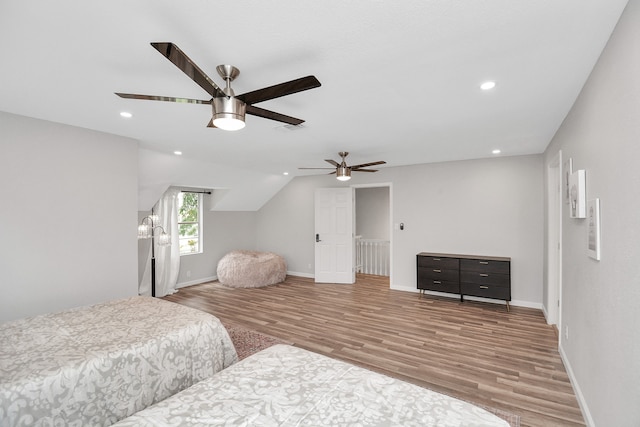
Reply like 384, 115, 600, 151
0, 0, 629, 210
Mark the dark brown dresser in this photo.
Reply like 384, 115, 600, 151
416, 252, 511, 310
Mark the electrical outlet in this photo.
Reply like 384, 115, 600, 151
565, 325, 569, 340
308, 263, 312, 269
186, 270, 191, 278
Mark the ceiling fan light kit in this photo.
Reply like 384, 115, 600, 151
212, 96, 246, 131
336, 166, 351, 181
212, 64, 246, 131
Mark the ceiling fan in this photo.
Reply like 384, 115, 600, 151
299, 152, 386, 181
115, 42, 321, 131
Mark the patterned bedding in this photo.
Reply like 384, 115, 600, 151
113, 344, 510, 427
0, 296, 238, 426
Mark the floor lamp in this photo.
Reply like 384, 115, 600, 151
138, 210, 170, 297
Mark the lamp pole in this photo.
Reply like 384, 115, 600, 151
150, 219, 156, 297
138, 209, 170, 298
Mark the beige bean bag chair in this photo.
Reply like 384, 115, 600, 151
217, 250, 287, 288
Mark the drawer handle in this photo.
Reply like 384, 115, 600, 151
433, 258, 441, 261
433, 269, 441, 273
479, 261, 489, 265
479, 273, 489, 277
480, 286, 489, 289
433, 280, 441, 284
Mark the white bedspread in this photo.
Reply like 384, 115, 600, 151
0, 296, 238, 426
113, 344, 510, 427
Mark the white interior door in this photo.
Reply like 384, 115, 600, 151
315, 187, 355, 284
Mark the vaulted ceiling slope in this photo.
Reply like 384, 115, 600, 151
0, 1, 629, 210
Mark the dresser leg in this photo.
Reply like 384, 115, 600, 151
506, 301, 510, 312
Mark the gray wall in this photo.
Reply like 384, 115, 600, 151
543, 1, 640, 424
176, 196, 257, 286
0, 112, 139, 323
356, 187, 390, 240
254, 177, 319, 277
256, 154, 544, 306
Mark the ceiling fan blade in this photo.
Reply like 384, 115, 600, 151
246, 104, 304, 125
115, 93, 212, 104
350, 161, 386, 169
151, 42, 225, 98
353, 169, 379, 173
237, 76, 321, 105
206, 119, 216, 128
324, 159, 340, 167
298, 167, 335, 170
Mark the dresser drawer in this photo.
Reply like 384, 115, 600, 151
460, 283, 511, 300
460, 271, 510, 287
417, 256, 459, 270
460, 259, 510, 275
417, 278, 460, 294
418, 267, 459, 283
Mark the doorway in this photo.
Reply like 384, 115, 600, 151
354, 184, 392, 279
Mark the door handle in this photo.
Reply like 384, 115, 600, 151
316, 233, 321, 242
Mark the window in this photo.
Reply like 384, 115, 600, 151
178, 192, 202, 255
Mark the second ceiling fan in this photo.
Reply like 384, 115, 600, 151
116, 42, 321, 131
300, 152, 386, 181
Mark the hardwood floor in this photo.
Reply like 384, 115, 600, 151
164, 274, 584, 427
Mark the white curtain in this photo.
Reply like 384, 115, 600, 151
139, 187, 181, 297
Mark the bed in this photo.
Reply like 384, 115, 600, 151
0, 296, 238, 426
112, 344, 510, 427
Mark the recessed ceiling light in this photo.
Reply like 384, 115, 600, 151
480, 81, 496, 91
283, 172, 289, 176
492, 149, 501, 154
120, 111, 133, 118
174, 151, 182, 155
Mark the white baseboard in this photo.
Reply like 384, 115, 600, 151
559, 345, 594, 427
176, 275, 217, 289
506, 298, 542, 310
287, 271, 314, 279
389, 284, 422, 294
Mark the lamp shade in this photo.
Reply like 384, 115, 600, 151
336, 166, 351, 181
157, 231, 171, 246
137, 223, 151, 239
212, 97, 246, 131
